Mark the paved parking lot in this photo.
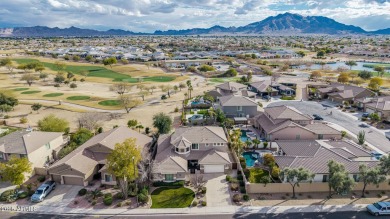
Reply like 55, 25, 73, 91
268, 101, 390, 153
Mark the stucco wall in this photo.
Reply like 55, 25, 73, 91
27, 135, 64, 169
247, 181, 390, 194
222, 106, 258, 118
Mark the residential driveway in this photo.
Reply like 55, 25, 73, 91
268, 101, 390, 153
204, 173, 231, 207
28, 184, 82, 207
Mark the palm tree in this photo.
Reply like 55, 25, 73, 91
188, 86, 193, 99
252, 139, 261, 149
245, 140, 252, 149
136, 124, 144, 133
208, 108, 216, 124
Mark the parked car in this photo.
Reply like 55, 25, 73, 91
312, 114, 324, 120
31, 181, 56, 202
386, 132, 390, 141
359, 123, 370, 128
262, 95, 271, 100
367, 202, 390, 216
362, 112, 370, 118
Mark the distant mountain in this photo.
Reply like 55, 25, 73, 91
1, 13, 389, 37
0, 26, 139, 37
371, 28, 390, 34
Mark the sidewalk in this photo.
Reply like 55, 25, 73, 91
0, 203, 368, 216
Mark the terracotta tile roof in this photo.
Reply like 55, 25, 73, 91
0, 130, 63, 155
216, 82, 247, 91
219, 95, 258, 107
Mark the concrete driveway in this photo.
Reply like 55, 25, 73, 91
268, 101, 390, 153
204, 173, 231, 207
33, 184, 82, 207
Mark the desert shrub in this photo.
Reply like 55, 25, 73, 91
20, 117, 28, 124
226, 175, 232, 182
341, 131, 347, 138
240, 187, 246, 194
114, 192, 124, 200
202, 201, 207, 206
125, 200, 132, 206
192, 200, 198, 206
230, 183, 239, 191
233, 194, 241, 202
138, 193, 149, 203
0, 189, 17, 203
78, 188, 87, 196
103, 195, 113, 206
201, 187, 207, 194
116, 202, 123, 207
239, 180, 245, 187
237, 170, 242, 175
230, 178, 238, 184
92, 200, 97, 205
243, 194, 250, 201
237, 175, 243, 181
37, 175, 46, 182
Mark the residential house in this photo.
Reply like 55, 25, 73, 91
275, 140, 378, 182
314, 82, 374, 104
153, 126, 232, 182
356, 96, 390, 122
253, 105, 341, 141
249, 81, 296, 97
48, 127, 152, 186
0, 130, 66, 175
207, 82, 256, 100
217, 95, 259, 118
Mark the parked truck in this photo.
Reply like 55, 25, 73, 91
31, 181, 56, 202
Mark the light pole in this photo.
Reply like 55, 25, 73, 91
132, 156, 138, 206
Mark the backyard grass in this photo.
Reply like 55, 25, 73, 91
43, 93, 64, 97
13, 88, 29, 91
98, 100, 120, 106
66, 96, 91, 100
151, 187, 195, 208
13, 58, 176, 83
248, 168, 269, 183
20, 91, 41, 94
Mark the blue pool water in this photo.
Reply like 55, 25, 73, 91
240, 130, 250, 142
242, 151, 261, 167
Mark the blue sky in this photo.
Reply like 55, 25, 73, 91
0, 0, 389, 32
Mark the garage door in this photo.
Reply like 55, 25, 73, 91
63, 176, 84, 186
51, 174, 62, 183
204, 165, 224, 173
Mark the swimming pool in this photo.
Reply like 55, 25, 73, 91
242, 151, 261, 167
240, 130, 251, 142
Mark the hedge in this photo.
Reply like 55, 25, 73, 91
152, 181, 184, 187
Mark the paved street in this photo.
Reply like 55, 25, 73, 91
0, 211, 377, 219
268, 101, 390, 153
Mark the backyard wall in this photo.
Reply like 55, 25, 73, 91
247, 182, 390, 194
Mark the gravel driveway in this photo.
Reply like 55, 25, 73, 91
268, 101, 390, 153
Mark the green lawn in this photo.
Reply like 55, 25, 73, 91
43, 93, 64, 97
151, 187, 195, 208
13, 88, 29, 91
66, 96, 90, 100
209, 77, 238, 83
13, 59, 176, 82
20, 91, 41, 94
98, 100, 120, 106
248, 168, 269, 183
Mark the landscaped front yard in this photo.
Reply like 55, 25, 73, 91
151, 187, 195, 208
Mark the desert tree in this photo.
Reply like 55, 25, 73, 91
280, 167, 314, 199
152, 112, 172, 134
327, 160, 355, 198
77, 112, 106, 131
110, 82, 132, 96
20, 74, 38, 86
118, 95, 142, 113
358, 164, 386, 197
31, 103, 42, 113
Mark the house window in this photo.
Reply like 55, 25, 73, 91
0, 153, 3, 160
237, 106, 242, 111
186, 147, 190, 152
45, 143, 51, 150
322, 175, 328, 182
191, 144, 199, 150
105, 174, 113, 182
353, 175, 359, 182
318, 134, 324, 140
165, 174, 174, 181
206, 143, 209, 147
175, 148, 179, 152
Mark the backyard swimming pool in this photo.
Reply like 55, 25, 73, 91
242, 151, 262, 167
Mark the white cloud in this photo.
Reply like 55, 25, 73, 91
0, 0, 388, 32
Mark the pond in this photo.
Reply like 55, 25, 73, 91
295, 61, 390, 72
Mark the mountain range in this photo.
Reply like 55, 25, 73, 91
1, 13, 389, 37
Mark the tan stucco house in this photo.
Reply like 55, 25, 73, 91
0, 130, 66, 175
207, 82, 256, 101
356, 96, 390, 122
48, 127, 152, 186
153, 126, 232, 182
254, 105, 341, 141
314, 82, 374, 104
